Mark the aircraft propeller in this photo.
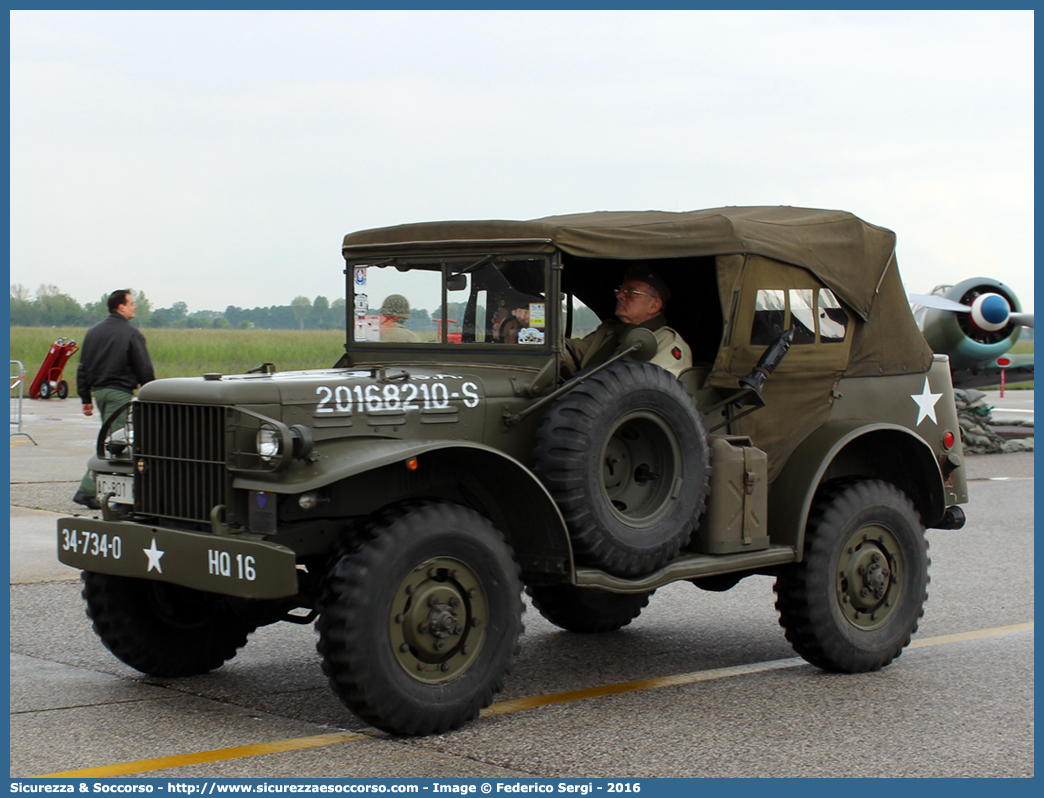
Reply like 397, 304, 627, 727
909, 277, 1033, 387
909, 292, 1034, 330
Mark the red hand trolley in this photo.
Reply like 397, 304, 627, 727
29, 338, 79, 399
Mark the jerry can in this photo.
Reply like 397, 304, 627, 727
689, 435, 769, 554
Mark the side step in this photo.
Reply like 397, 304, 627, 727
575, 546, 797, 594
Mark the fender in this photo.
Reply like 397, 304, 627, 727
233, 437, 479, 493
235, 438, 574, 582
769, 421, 946, 559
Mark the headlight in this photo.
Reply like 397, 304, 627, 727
257, 424, 283, 464
105, 427, 133, 458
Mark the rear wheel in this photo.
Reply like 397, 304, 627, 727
38, 381, 51, 399
527, 584, 653, 633
774, 479, 929, 672
57, 380, 69, 399
81, 572, 256, 676
317, 501, 523, 735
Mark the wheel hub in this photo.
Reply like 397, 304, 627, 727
422, 599, 463, 639
837, 525, 904, 630
601, 412, 680, 524
389, 557, 487, 684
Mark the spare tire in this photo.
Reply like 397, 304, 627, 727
533, 360, 711, 577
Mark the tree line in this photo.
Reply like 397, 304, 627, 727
10, 284, 347, 330
10, 284, 607, 337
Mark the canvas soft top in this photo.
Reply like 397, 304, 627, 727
342, 206, 898, 322
344, 206, 935, 480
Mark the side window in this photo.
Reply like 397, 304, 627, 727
790, 289, 817, 345
818, 289, 848, 343
751, 290, 786, 346
750, 287, 850, 347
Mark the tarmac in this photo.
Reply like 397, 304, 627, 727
10, 392, 105, 584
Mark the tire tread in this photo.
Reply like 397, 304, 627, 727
316, 501, 523, 735
774, 479, 930, 673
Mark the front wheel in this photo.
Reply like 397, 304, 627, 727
774, 479, 929, 672
317, 501, 524, 735
82, 572, 257, 676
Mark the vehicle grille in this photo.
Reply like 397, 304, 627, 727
134, 402, 226, 523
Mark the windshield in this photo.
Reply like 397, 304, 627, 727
348, 256, 550, 347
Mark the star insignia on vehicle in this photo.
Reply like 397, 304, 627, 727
143, 538, 165, 573
910, 377, 943, 426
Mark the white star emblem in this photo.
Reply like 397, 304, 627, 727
911, 377, 943, 426
143, 538, 165, 573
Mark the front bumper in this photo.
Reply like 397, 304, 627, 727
57, 517, 299, 599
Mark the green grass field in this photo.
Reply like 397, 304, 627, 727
9, 327, 347, 396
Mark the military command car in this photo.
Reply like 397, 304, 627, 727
59, 206, 969, 735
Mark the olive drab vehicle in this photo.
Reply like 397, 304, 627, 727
59, 206, 970, 736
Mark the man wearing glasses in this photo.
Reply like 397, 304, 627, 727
515, 264, 691, 377
566, 265, 691, 377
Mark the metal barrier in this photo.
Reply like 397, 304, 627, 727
10, 360, 36, 444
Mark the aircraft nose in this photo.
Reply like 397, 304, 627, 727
972, 293, 1010, 331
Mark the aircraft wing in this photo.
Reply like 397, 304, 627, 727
949, 352, 1033, 390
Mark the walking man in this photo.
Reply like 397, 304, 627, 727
73, 289, 155, 509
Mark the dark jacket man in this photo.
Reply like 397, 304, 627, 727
77, 313, 155, 407
73, 290, 155, 508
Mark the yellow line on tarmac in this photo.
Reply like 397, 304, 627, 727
483, 621, 1034, 717
35, 621, 1033, 778
907, 621, 1033, 649
480, 657, 802, 717
38, 732, 369, 778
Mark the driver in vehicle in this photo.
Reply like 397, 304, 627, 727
514, 265, 691, 377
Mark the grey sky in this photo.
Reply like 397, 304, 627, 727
10, 9, 1034, 314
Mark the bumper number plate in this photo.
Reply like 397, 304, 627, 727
96, 474, 133, 505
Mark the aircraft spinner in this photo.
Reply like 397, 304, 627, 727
909, 277, 1033, 389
